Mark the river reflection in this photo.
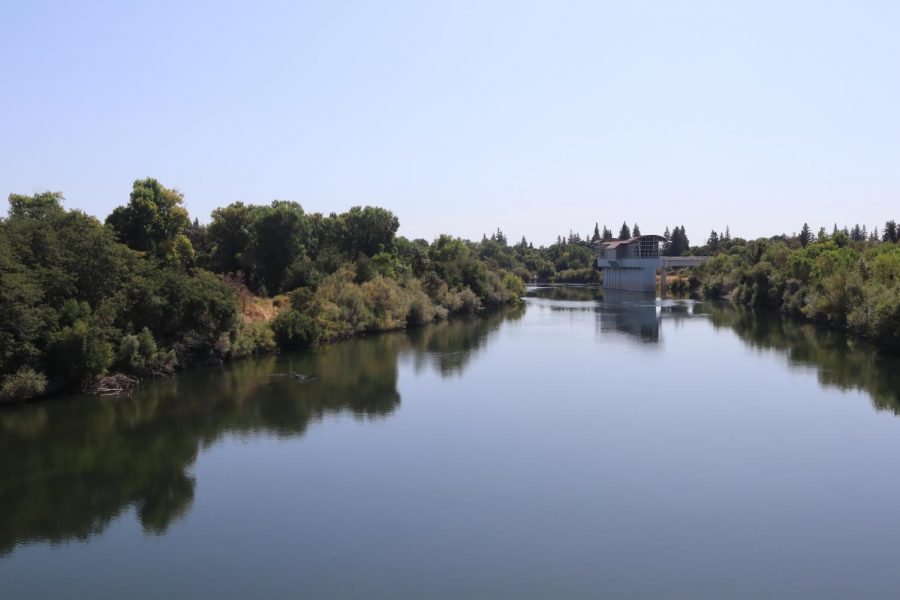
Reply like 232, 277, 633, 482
528, 285, 701, 344
5, 291, 900, 598
699, 302, 900, 414
0, 307, 521, 555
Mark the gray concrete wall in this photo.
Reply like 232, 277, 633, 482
598, 258, 660, 293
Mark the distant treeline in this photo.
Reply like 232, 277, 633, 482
0, 179, 530, 403
687, 222, 900, 350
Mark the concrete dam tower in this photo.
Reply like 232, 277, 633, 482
596, 235, 709, 293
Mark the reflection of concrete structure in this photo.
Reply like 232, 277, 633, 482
598, 291, 703, 344
598, 291, 661, 341
596, 236, 710, 293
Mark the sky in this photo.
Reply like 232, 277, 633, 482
1, 0, 898, 245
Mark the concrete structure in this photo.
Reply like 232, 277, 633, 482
596, 235, 710, 293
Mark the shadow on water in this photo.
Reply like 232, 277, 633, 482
0, 306, 521, 555
698, 302, 900, 415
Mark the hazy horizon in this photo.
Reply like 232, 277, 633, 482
3, 1, 898, 246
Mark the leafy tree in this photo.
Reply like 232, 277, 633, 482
8, 191, 65, 220
242, 201, 309, 294
207, 202, 253, 274
106, 178, 192, 264
341, 206, 399, 258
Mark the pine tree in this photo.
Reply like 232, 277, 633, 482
592, 223, 601, 243
799, 223, 811, 247
707, 230, 719, 251
884, 220, 898, 243
632, 223, 641, 237
724, 226, 731, 242
850, 224, 863, 242
817, 227, 827, 243
602, 226, 613, 241
618, 222, 631, 240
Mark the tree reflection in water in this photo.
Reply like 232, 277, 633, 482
0, 307, 519, 555
700, 303, 900, 415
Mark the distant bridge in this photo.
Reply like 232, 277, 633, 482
595, 236, 711, 293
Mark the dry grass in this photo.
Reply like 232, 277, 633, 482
241, 296, 278, 323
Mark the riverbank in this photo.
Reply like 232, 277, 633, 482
686, 235, 900, 351
0, 187, 525, 404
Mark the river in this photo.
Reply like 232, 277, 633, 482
3, 286, 900, 598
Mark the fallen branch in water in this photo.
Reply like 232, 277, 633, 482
269, 372, 318, 383
90, 373, 140, 396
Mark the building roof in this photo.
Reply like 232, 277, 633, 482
601, 235, 665, 249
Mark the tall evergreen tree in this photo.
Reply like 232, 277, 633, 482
592, 223, 601, 243
799, 223, 811, 247
884, 220, 898, 243
632, 223, 641, 237
618, 222, 631, 240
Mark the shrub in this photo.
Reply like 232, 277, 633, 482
0, 367, 48, 403
272, 310, 320, 350
230, 322, 277, 358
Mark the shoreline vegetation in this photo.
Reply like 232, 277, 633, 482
3, 179, 898, 403
683, 225, 900, 351
0, 179, 544, 404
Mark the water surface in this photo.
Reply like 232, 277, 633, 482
3, 287, 900, 598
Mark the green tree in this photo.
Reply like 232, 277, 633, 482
632, 223, 641, 237
618, 222, 631, 240
8, 191, 65, 220
106, 178, 192, 263
884, 220, 898, 243
243, 201, 310, 294
341, 206, 400, 257
799, 223, 812, 247
207, 202, 253, 274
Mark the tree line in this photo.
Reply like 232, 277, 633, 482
690, 221, 900, 350
0, 179, 528, 403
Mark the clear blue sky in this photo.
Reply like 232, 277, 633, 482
2, 0, 898, 245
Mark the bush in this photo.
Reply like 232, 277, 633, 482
553, 267, 599, 284
0, 367, 48, 403
230, 322, 277, 358
272, 310, 320, 350
52, 320, 114, 386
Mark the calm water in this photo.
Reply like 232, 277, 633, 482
3, 287, 900, 598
